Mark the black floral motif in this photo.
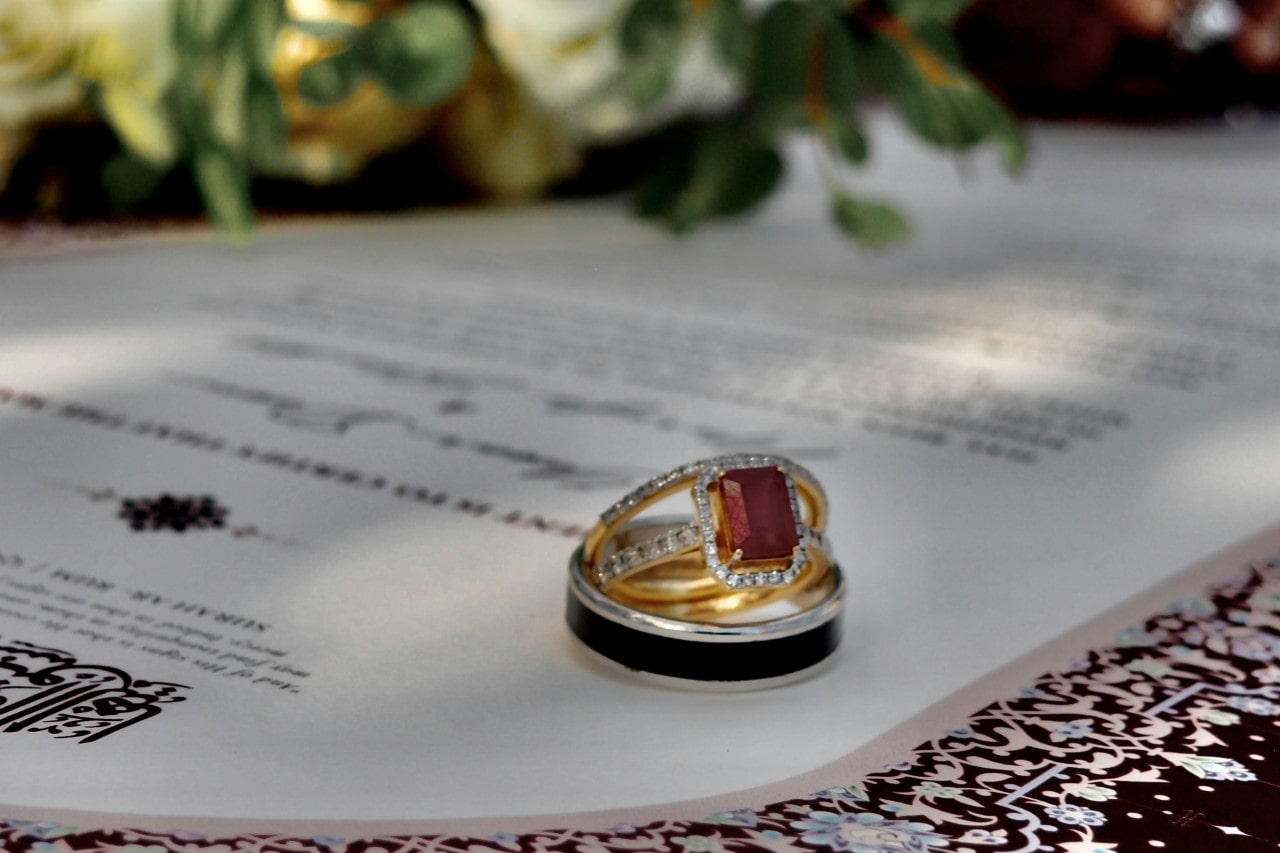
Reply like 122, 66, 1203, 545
117, 494, 227, 533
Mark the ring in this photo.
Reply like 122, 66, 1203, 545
584, 454, 828, 602
566, 455, 844, 687
565, 539, 845, 687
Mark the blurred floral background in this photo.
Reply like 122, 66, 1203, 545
0, 0, 1275, 246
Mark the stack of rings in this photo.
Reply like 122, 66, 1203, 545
566, 454, 845, 688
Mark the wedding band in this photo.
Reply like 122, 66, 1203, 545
584, 454, 828, 596
565, 542, 845, 687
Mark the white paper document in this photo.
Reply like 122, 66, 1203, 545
2, 119, 1279, 822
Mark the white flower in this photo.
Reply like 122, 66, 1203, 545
0, 0, 178, 190
0, 0, 85, 188
0, 0, 84, 127
471, 0, 743, 144
70, 0, 179, 165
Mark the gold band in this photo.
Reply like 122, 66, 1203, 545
599, 518, 832, 603
598, 520, 837, 621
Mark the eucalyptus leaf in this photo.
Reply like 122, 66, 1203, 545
619, 0, 686, 57
989, 107, 1028, 174
831, 193, 911, 248
194, 146, 254, 241
636, 129, 783, 232
706, 0, 752, 75
865, 26, 1022, 158
359, 1, 475, 106
245, 79, 288, 172
171, 67, 218, 148
626, 44, 679, 108
175, 0, 247, 50
210, 46, 251, 151
287, 19, 360, 42
897, 76, 1016, 152
245, 1, 287, 72
886, 0, 973, 25
894, 84, 974, 149
822, 14, 861, 111
297, 50, 360, 106
635, 131, 697, 222
754, 0, 808, 104
851, 32, 912, 94
712, 142, 783, 216
911, 20, 964, 68
827, 114, 869, 164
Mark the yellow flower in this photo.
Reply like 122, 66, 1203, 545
432, 46, 580, 200
273, 0, 579, 197
272, 0, 441, 184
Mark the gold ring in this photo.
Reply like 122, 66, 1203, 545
583, 455, 830, 615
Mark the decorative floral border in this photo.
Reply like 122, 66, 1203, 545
8, 557, 1280, 852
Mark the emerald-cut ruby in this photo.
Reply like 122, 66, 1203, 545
719, 467, 799, 561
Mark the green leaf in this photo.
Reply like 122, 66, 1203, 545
297, 50, 360, 106
985, 96, 1028, 173
244, 78, 288, 172
753, 0, 808, 104
706, 0, 752, 75
245, 0, 287, 72
359, 1, 475, 106
865, 27, 1025, 165
886, 0, 973, 25
822, 14, 861, 111
827, 114, 869, 164
636, 129, 784, 233
712, 142, 784, 216
904, 77, 1011, 150
851, 31, 912, 94
619, 0, 686, 57
635, 132, 697, 224
175, 0, 247, 50
625, 44, 679, 108
751, 0, 815, 134
831, 193, 911, 248
210, 45, 251, 150
193, 146, 254, 241
287, 18, 360, 42
911, 20, 964, 67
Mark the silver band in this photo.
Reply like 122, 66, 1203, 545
565, 543, 845, 687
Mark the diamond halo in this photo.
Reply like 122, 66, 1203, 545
592, 454, 826, 591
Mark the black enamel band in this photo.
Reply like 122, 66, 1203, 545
565, 545, 844, 686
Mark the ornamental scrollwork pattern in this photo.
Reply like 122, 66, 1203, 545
0, 640, 188, 743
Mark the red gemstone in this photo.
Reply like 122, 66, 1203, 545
718, 467, 799, 561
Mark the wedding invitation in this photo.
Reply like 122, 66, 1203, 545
3, 118, 1280, 846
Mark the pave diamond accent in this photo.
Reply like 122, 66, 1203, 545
594, 522, 701, 587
